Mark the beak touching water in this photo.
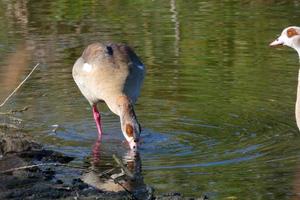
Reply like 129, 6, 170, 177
124, 123, 140, 151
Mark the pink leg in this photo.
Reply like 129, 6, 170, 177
92, 105, 103, 139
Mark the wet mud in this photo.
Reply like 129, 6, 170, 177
0, 129, 206, 200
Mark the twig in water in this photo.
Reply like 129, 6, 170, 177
10, 106, 30, 113
112, 154, 134, 179
99, 166, 138, 200
0, 162, 86, 174
0, 106, 30, 115
0, 63, 40, 108
97, 167, 118, 178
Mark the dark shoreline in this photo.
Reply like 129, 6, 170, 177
0, 130, 207, 200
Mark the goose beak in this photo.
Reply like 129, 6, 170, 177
270, 37, 284, 47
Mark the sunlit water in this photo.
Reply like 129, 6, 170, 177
1, 0, 300, 199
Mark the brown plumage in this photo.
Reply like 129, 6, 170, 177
72, 42, 145, 150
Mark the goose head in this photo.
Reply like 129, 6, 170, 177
270, 26, 300, 55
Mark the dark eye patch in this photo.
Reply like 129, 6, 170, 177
287, 28, 299, 38
126, 124, 134, 137
106, 46, 113, 55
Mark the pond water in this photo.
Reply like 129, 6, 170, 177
1, 0, 300, 199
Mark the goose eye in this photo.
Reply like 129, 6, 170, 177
106, 46, 113, 55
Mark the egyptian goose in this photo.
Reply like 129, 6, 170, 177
270, 26, 300, 129
72, 42, 145, 150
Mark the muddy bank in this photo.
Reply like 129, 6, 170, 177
0, 130, 207, 200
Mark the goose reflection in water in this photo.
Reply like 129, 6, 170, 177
82, 139, 151, 200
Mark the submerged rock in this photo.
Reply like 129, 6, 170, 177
0, 131, 41, 155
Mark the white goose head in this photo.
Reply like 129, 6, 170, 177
270, 26, 300, 55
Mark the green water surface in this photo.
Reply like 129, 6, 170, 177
0, 0, 300, 199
